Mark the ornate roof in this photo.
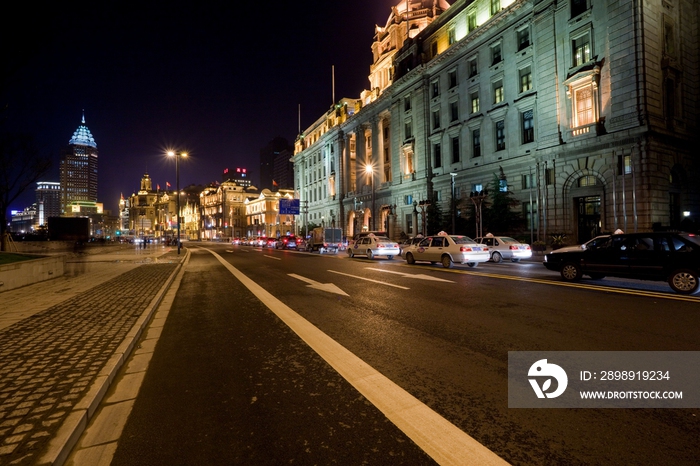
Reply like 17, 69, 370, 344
68, 112, 97, 148
383, 0, 451, 29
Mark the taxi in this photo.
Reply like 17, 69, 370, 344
403, 231, 490, 268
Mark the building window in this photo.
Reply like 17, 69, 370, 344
472, 129, 481, 157
491, 43, 502, 66
433, 143, 442, 168
522, 109, 534, 144
545, 168, 555, 185
469, 57, 478, 78
571, 0, 588, 18
405, 120, 413, 140
468, 12, 477, 32
496, 120, 505, 151
523, 202, 538, 229
450, 101, 459, 122
573, 33, 591, 67
517, 27, 530, 51
431, 41, 438, 57
432, 80, 440, 98
578, 175, 598, 187
493, 81, 504, 104
432, 109, 441, 130
448, 69, 457, 88
471, 92, 480, 113
451, 136, 460, 164
491, 0, 501, 16
448, 27, 456, 45
573, 83, 595, 127
618, 154, 632, 175
404, 95, 411, 112
522, 173, 536, 189
520, 67, 532, 93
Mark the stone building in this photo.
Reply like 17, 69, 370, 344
292, 0, 699, 245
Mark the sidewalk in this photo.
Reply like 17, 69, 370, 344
0, 244, 186, 465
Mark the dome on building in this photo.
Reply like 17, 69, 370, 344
68, 112, 97, 148
384, 0, 451, 29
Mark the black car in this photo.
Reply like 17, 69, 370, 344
276, 235, 299, 250
543, 231, 700, 294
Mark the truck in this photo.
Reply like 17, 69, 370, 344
308, 227, 343, 253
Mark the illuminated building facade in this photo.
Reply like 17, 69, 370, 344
36, 182, 61, 227
59, 114, 98, 215
293, 0, 700, 243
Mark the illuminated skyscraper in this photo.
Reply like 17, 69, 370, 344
59, 113, 98, 214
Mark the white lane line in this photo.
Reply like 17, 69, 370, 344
327, 270, 410, 290
264, 255, 281, 260
207, 249, 508, 466
366, 267, 455, 283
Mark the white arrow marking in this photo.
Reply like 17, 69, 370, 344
365, 268, 454, 283
327, 270, 410, 289
289, 274, 349, 296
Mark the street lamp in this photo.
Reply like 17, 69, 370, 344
365, 164, 375, 230
167, 151, 187, 254
450, 173, 457, 234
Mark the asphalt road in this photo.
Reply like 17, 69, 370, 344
110, 243, 700, 465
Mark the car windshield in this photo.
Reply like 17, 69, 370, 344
451, 236, 475, 245
500, 237, 518, 243
375, 237, 392, 242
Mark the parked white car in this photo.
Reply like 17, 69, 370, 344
474, 234, 532, 263
404, 231, 490, 268
348, 234, 400, 259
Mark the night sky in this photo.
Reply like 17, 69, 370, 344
2, 1, 399, 214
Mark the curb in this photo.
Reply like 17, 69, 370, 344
40, 250, 189, 466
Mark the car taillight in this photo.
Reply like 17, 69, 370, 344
460, 246, 472, 252
377, 244, 385, 248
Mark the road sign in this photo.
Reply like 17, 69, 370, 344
279, 199, 300, 215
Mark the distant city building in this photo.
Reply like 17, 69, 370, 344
60, 113, 98, 215
245, 188, 295, 238
119, 194, 130, 232
9, 205, 38, 233
222, 167, 253, 188
36, 181, 61, 226
260, 137, 293, 190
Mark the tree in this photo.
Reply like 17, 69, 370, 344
0, 132, 52, 250
426, 198, 445, 235
482, 173, 523, 235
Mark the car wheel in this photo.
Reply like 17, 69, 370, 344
561, 263, 582, 281
492, 251, 503, 263
668, 269, 699, 295
588, 273, 605, 280
386, 255, 393, 260
467, 262, 478, 268
367, 250, 374, 260
511, 258, 521, 263
406, 253, 415, 265
441, 255, 453, 269
349, 249, 354, 258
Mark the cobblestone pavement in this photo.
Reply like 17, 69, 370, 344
0, 247, 183, 466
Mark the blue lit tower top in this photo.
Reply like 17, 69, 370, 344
68, 111, 97, 147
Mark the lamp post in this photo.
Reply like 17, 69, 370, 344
450, 173, 457, 234
469, 190, 488, 238
167, 151, 187, 254
365, 164, 375, 230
